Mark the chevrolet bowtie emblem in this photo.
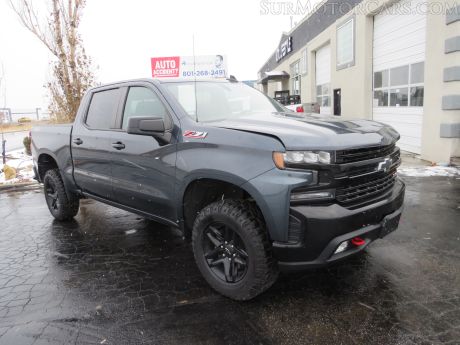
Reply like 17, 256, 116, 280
377, 158, 393, 173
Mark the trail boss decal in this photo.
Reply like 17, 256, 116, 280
183, 130, 208, 139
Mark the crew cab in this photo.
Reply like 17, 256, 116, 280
32, 78, 405, 300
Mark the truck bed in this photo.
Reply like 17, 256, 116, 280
31, 124, 75, 192
32, 124, 73, 154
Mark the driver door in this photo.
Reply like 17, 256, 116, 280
110, 84, 177, 222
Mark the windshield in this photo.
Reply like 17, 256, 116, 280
164, 81, 286, 122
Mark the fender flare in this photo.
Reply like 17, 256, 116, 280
176, 169, 276, 237
36, 149, 77, 194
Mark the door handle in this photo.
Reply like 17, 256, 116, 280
73, 138, 83, 145
112, 142, 126, 150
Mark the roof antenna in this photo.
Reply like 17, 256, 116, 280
192, 34, 198, 122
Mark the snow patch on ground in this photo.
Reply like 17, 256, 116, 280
398, 166, 460, 177
0, 149, 35, 185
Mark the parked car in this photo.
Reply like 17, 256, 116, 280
31, 79, 405, 300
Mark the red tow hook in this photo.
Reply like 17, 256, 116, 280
351, 237, 366, 247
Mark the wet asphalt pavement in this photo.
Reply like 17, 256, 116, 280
0, 176, 459, 345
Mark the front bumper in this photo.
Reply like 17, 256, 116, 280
273, 179, 405, 271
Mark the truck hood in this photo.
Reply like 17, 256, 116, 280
210, 112, 400, 150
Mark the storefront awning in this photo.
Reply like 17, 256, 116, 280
257, 70, 290, 84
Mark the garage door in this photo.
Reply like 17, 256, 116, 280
372, 0, 427, 154
316, 44, 331, 115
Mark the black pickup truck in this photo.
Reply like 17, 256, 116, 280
32, 78, 405, 300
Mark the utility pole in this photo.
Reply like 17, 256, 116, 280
0, 61, 6, 165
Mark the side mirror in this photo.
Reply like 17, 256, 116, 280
127, 116, 167, 135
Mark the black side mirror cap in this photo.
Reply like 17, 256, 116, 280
127, 116, 171, 142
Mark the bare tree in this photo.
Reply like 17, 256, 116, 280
9, 0, 95, 123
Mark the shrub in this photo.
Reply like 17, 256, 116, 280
23, 136, 32, 155
18, 117, 32, 123
2, 165, 17, 180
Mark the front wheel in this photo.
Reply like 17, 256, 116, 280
192, 199, 278, 300
43, 169, 79, 221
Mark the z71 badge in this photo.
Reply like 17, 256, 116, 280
183, 130, 208, 139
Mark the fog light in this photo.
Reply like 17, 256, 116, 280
334, 241, 349, 254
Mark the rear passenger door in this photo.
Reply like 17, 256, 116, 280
72, 87, 122, 200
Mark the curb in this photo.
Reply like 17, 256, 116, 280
0, 129, 30, 134
0, 181, 40, 192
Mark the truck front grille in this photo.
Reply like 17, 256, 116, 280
336, 169, 397, 205
335, 144, 396, 164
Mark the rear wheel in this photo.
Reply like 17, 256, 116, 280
43, 169, 79, 221
192, 199, 278, 300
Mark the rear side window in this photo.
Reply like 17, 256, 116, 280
85, 89, 120, 129
122, 87, 168, 130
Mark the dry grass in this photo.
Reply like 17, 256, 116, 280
0, 120, 52, 133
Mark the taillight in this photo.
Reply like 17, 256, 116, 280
296, 106, 304, 113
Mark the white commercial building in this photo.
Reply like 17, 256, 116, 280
258, 0, 460, 163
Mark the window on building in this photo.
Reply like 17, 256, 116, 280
316, 83, 330, 107
85, 88, 120, 129
336, 17, 354, 68
290, 60, 301, 96
373, 90, 389, 107
301, 48, 308, 75
373, 62, 424, 107
390, 65, 409, 87
410, 62, 424, 84
410, 86, 424, 106
389, 88, 409, 106
374, 70, 389, 89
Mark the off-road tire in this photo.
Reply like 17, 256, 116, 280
192, 199, 279, 300
43, 169, 79, 221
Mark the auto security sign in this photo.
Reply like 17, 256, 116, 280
151, 55, 227, 79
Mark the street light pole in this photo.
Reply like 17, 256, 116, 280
1, 131, 5, 165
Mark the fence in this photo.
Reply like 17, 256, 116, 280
0, 108, 50, 124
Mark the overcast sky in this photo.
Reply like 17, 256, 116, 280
0, 0, 322, 111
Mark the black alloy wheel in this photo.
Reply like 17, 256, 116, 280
45, 178, 60, 211
192, 199, 279, 300
43, 169, 80, 221
202, 222, 249, 283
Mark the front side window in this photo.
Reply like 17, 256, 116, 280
85, 88, 120, 129
164, 81, 285, 122
122, 87, 167, 130
337, 18, 354, 68
373, 62, 424, 107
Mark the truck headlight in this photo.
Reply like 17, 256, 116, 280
273, 151, 331, 169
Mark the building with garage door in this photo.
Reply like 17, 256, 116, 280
257, 0, 460, 164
